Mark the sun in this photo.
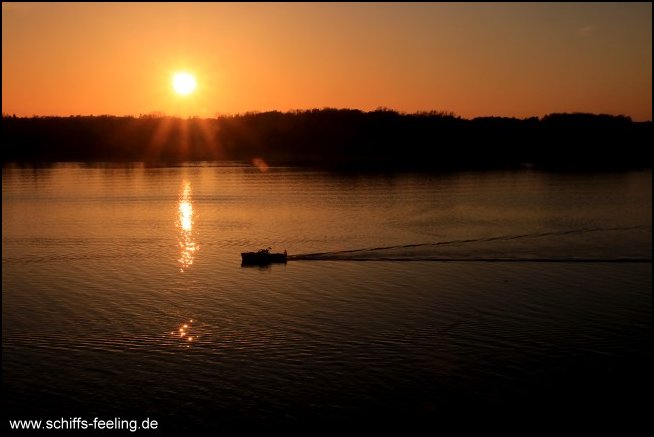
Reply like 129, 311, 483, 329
172, 72, 197, 96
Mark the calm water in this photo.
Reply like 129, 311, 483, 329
2, 164, 652, 432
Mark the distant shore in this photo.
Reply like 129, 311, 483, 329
2, 110, 651, 170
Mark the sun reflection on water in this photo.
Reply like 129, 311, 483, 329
170, 319, 198, 348
178, 181, 198, 272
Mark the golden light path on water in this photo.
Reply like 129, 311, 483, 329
178, 181, 198, 272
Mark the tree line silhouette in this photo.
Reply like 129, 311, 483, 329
2, 109, 651, 170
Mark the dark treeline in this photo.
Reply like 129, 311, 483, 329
2, 109, 651, 170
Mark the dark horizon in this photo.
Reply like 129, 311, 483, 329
3, 109, 651, 171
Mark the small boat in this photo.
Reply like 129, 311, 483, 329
241, 248, 287, 266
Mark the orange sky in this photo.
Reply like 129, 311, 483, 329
2, 2, 651, 120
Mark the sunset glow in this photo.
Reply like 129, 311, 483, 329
2, 3, 651, 120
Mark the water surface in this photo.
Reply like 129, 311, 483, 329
3, 164, 651, 432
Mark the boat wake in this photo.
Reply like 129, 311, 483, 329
287, 225, 652, 263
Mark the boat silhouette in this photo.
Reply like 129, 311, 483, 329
241, 248, 287, 266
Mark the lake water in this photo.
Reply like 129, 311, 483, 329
2, 164, 651, 432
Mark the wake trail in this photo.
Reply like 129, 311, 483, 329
289, 257, 651, 263
286, 225, 651, 262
